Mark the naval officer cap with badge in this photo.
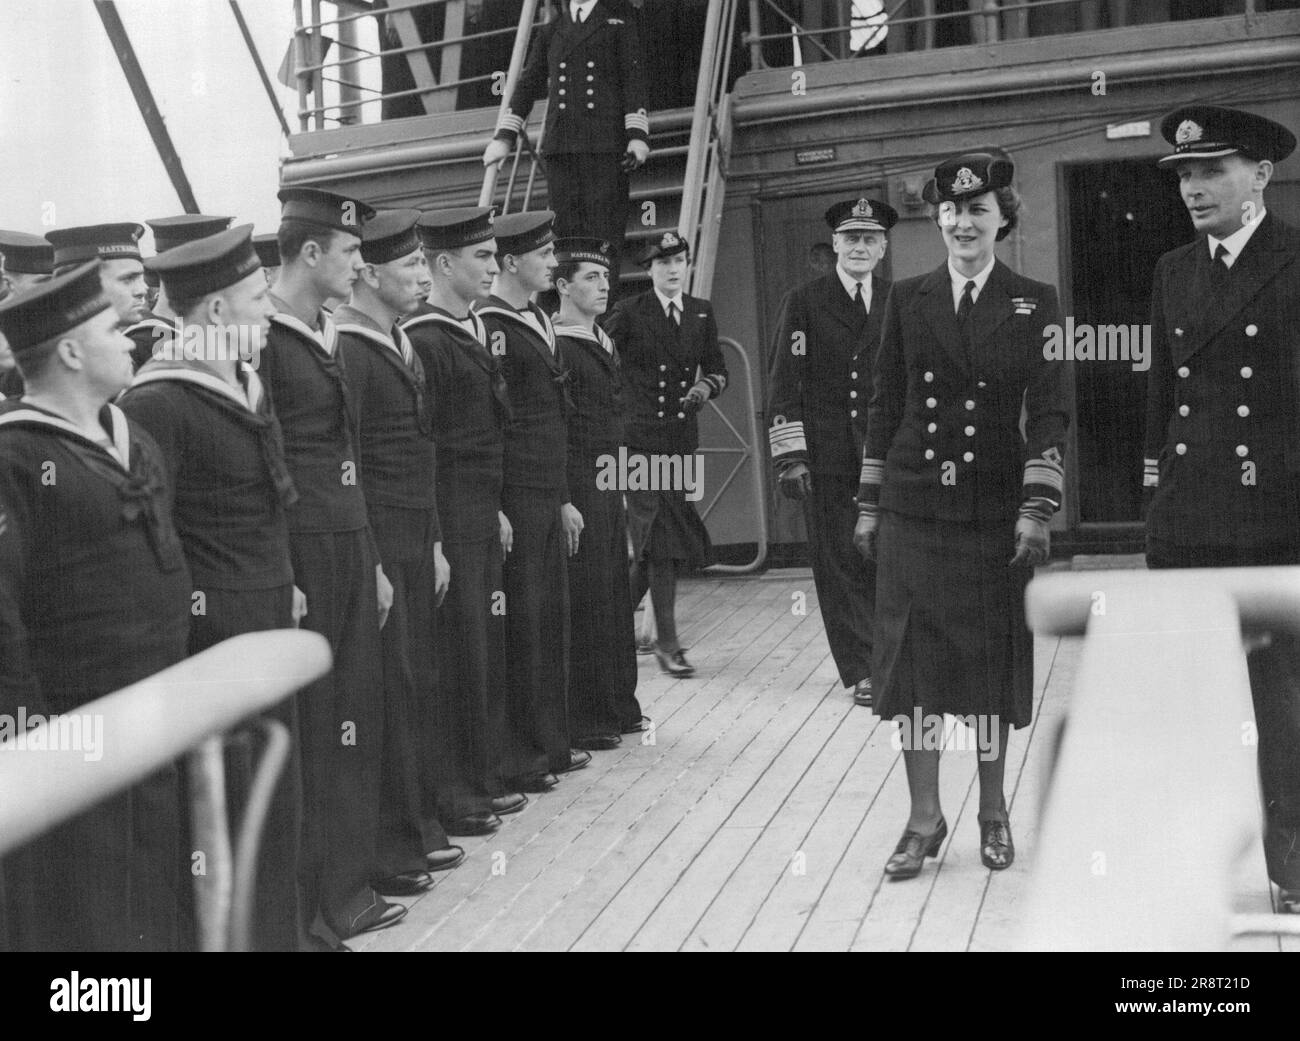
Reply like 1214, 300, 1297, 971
1143, 104, 1300, 914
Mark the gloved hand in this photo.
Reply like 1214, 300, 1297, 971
483, 138, 512, 168
622, 139, 650, 172
681, 380, 711, 413
853, 511, 879, 561
777, 462, 813, 501
1010, 514, 1050, 567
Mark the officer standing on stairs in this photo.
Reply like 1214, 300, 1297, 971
481, 0, 649, 289
766, 197, 897, 708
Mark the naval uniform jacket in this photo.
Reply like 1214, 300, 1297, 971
603, 289, 728, 458
260, 307, 373, 537
767, 272, 887, 477
119, 359, 297, 592
859, 260, 1069, 525
494, 3, 649, 155
336, 308, 441, 560
1142, 212, 1300, 552
0, 400, 190, 710
479, 296, 571, 500
403, 304, 509, 544
558, 320, 624, 479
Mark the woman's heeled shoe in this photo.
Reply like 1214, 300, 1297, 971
654, 646, 695, 676
979, 818, 1014, 870
884, 817, 948, 880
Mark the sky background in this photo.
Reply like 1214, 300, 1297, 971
0, 0, 312, 247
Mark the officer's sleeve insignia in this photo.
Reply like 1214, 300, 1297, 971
1041, 446, 1063, 467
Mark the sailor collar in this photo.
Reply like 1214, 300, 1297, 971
130, 358, 265, 413
553, 320, 614, 354
0, 399, 132, 470
404, 306, 487, 345
269, 306, 338, 355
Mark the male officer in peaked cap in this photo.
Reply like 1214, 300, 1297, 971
126, 214, 234, 370
1142, 104, 1300, 912
482, 0, 650, 287
0, 262, 191, 950
768, 196, 898, 708
45, 223, 150, 329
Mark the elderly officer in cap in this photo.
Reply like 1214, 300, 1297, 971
0, 262, 191, 950
768, 196, 897, 708
854, 149, 1068, 879
124, 215, 233, 371
1142, 105, 1300, 912
482, 0, 649, 287
46, 223, 150, 328
0, 232, 53, 397
605, 228, 727, 677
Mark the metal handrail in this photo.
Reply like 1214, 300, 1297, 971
702, 335, 768, 574
1022, 566, 1300, 949
479, 0, 546, 208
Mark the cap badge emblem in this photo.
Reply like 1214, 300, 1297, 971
661, 231, 680, 248
852, 198, 873, 218
1175, 120, 1203, 145
952, 167, 983, 193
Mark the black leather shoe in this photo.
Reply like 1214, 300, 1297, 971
356, 898, 408, 934
1278, 888, 1299, 913
622, 714, 652, 734
444, 812, 502, 836
853, 677, 873, 707
654, 647, 696, 676
574, 733, 621, 750
490, 792, 528, 815
979, 818, 1015, 870
557, 748, 592, 774
511, 771, 558, 793
426, 845, 465, 872
374, 870, 434, 896
883, 817, 948, 880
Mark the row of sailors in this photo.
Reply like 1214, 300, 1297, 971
0, 193, 725, 951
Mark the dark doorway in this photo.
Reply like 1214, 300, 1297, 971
1065, 158, 1194, 524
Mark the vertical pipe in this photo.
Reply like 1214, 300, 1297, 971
337, 6, 361, 124
293, 0, 311, 132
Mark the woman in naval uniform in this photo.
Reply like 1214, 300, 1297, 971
854, 150, 1069, 879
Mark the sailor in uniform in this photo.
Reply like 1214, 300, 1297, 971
767, 196, 897, 708
0, 262, 191, 950
261, 187, 407, 946
125, 214, 233, 371
45, 223, 149, 328
115, 225, 309, 951
479, 211, 592, 780
481, 0, 650, 284
552, 236, 646, 746
0, 231, 51, 398
405, 207, 544, 831
334, 209, 478, 886
1142, 105, 1300, 912
604, 229, 727, 676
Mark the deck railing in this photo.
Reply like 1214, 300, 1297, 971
741, 0, 1277, 68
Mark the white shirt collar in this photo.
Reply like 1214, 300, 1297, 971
654, 287, 684, 315
948, 256, 997, 310
835, 263, 872, 310
571, 0, 597, 20
1208, 206, 1266, 268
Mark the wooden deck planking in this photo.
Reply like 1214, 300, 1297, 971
389, 576, 798, 951
356, 569, 1293, 952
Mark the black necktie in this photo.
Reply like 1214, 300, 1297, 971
853, 281, 867, 313
1211, 243, 1232, 284
667, 302, 680, 326
957, 280, 976, 354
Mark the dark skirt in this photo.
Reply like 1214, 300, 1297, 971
626, 487, 714, 569
871, 510, 1034, 729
